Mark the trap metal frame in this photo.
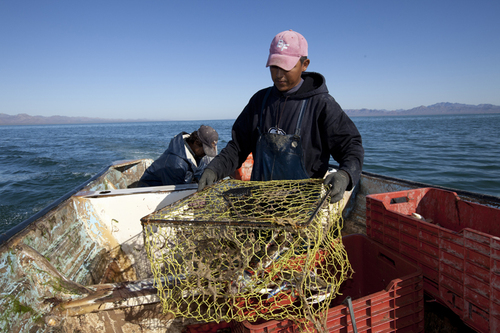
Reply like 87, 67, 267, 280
141, 179, 352, 332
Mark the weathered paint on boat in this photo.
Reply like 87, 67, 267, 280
1, 159, 499, 332
0, 159, 201, 332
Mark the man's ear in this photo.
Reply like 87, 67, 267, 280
301, 59, 310, 72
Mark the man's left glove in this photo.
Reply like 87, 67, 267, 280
198, 169, 217, 191
323, 170, 350, 203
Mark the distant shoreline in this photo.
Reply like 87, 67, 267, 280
1, 102, 499, 126
345, 102, 500, 118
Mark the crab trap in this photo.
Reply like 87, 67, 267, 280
141, 179, 352, 332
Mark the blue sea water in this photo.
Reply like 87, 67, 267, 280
1, 114, 499, 234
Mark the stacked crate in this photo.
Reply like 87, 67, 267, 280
366, 187, 500, 332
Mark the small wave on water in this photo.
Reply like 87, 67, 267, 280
27, 156, 60, 167
72, 172, 94, 178
0, 115, 499, 234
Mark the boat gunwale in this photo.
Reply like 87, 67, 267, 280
361, 170, 500, 205
0, 159, 149, 247
2, 161, 498, 248
0, 163, 114, 247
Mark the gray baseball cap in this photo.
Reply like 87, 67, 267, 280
198, 125, 218, 157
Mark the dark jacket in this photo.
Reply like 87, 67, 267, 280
207, 72, 364, 189
140, 132, 210, 186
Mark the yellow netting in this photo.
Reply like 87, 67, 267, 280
141, 179, 352, 332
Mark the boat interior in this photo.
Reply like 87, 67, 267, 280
2, 158, 499, 332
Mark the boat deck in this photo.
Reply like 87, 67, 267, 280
1, 159, 495, 332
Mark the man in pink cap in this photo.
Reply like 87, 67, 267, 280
199, 30, 364, 203
266, 29, 310, 92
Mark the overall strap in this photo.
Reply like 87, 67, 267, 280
258, 87, 273, 134
294, 98, 309, 137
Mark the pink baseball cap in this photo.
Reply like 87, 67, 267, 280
266, 30, 308, 71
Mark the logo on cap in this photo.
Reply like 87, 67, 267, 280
277, 39, 289, 51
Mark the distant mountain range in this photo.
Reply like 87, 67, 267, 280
344, 102, 500, 117
1, 103, 499, 125
0, 113, 144, 126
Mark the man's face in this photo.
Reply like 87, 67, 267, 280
193, 140, 206, 158
270, 59, 310, 92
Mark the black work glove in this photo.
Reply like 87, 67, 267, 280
323, 170, 350, 203
198, 168, 217, 191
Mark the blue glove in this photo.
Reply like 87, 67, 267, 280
323, 170, 350, 203
198, 169, 217, 191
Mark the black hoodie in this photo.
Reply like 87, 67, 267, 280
207, 72, 364, 189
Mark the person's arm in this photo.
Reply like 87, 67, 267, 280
322, 98, 364, 192
199, 89, 267, 190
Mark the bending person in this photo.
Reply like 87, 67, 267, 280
139, 125, 219, 186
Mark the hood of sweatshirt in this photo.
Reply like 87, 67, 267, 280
277, 71, 329, 100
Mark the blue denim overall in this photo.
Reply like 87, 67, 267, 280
250, 88, 310, 181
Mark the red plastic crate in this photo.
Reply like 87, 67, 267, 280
366, 187, 500, 333
231, 234, 424, 332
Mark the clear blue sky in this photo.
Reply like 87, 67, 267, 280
1, 0, 499, 120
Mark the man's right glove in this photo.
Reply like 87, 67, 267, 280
323, 170, 350, 203
198, 168, 217, 191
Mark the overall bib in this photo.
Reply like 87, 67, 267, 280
251, 88, 310, 181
